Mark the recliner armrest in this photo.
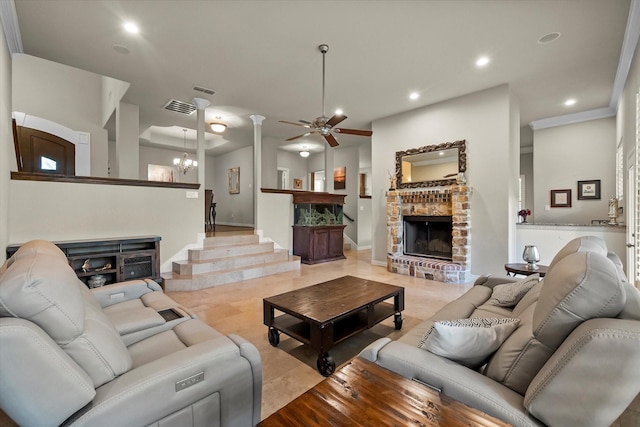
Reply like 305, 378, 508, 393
360, 339, 544, 427
474, 274, 519, 289
91, 279, 161, 308
64, 337, 260, 427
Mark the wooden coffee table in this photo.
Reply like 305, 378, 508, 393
258, 357, 512, 426
263, 276, 404, 376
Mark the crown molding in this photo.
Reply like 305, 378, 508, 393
529, 107, 615, 130
529, 0, 639, 131
0, 0, 23, 54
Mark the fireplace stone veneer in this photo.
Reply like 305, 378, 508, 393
387, 186, 471, 283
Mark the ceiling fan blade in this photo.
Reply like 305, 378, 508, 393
334, 128, 373, 137
286, 131, 315, 141
325, 114, 347, 128
279, 120, 312, 128
324, 133, 339, 147
299, 119, 313, 125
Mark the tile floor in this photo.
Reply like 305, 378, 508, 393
0, 247, 637, 426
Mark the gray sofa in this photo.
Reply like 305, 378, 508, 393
361, 236, 640, 427
0, 240, 262, 427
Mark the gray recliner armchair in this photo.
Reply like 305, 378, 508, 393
0, 240, 262, 427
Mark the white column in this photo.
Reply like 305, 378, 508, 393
192, 98, 210, 192
115, 102, 139, 179
250, 115, 265, 228
324, 146, 335, 193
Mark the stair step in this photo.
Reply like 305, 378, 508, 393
189, 241, 274, 261
172, 249, 290, 275
203, 234, 259, 247
163, 256, 301, 291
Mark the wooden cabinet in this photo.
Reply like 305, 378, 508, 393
293, 225, 346, 264
291, 191, 347, 265
6, 236, 161, 288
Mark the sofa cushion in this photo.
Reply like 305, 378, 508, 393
488, 274, 540, 307
0, 240, 132, 387
484, 250, 625, 394
418, 318, 520, 368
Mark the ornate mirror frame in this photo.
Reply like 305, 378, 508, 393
395, 139, 467, 189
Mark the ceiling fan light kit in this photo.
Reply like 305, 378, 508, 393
280, 43, 372, 148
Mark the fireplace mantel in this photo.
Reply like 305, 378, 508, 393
386, 186, 471, 283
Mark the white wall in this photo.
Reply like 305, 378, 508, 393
533, 118, 616, 225
277, 150, 309, 189
0, 24, 12, 261
520, 152, 534, 219
371, 85, 518, 276
213, 145, 254, 226
8, 179, 202, 266
332, 144, 359, 243
261, 136, 278, 189
12, 54, 111, 177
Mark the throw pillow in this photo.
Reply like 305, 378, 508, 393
488, 274, 540, 307
417, 317, 520, 368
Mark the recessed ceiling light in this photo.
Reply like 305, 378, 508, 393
564, 98, 576, 106
112, 44, 130, 54
538, 32, 561, 44
123, 22, 139, 34
335, 109, 343, 116
475, 56, 490, 67
409, 92, 420, 100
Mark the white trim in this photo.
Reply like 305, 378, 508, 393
0, 0, 23, 54
529, 107, 615, 130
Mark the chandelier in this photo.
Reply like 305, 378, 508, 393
173, 129, 197, 174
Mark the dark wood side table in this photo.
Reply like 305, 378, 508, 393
258, 357, 512, 427
504, 263, 548, 277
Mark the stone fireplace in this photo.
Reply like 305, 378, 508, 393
387, 186, 471, 283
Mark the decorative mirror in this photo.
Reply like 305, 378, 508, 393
395, 140, 466, 188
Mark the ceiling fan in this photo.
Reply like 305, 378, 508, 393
279, 44, 373, 148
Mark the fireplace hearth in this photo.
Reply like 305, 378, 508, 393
403, 216, 452, 260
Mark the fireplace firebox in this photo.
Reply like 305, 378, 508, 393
403, 216, 453, 260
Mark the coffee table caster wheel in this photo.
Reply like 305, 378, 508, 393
317, 353, 335, 377
394, 314, 403, 330
268, 328, 280, 347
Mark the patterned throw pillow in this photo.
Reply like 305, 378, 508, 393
488, 274, 540, 307
417, 317, 520, 368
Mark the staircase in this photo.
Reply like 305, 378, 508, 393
162, 233, 300, 291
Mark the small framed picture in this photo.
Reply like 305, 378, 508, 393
293, 178, 303, 189
577, 180, 601, 200
551, 189, 572, 207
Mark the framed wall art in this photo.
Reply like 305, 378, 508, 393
228, 167, 240, 194
293, 178, 303, 189
550, 189, 572, 207
147, 164, 175, 182
577, 179, 601, 200
334, 166, 346, 190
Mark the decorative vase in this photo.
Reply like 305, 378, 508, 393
521, 215, 528, 223
522, 245, 540, 270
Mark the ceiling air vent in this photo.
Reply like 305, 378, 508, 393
163, 99, 196, 115
193, 85, 216, 96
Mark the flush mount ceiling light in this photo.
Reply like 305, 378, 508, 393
299, 146, 310, 157
173, 129, 197, 174
210, 121, 227, 133
564, 98, 576, 106
409, 92, 420, 100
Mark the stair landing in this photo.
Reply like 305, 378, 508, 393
162, 234, 300, 291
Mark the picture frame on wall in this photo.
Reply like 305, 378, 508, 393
334, 166, 346, 190
550, 189, 572, 207
228, 167, 240, 194
293, 178, 303, 189
577, 179, 601, 200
